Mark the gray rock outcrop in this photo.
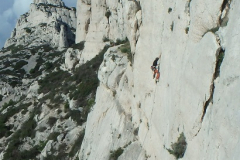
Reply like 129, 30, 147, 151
4, 0, 76, 49
34, 0, 65, 6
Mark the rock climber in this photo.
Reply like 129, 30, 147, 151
151, 56, 160, 83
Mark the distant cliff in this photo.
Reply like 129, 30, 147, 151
4, 0, 76, 49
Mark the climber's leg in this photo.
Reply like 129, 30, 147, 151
155, 72, 160, 83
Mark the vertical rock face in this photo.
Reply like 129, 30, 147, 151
75, 0, 140, 63
59, 25, 69, 49
4, 0, 76, 49
77, 0, 240, 159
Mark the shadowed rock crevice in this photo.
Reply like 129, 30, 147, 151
201, 47, 225, 122
219, 0, 232, 27
200, 2, 227, 123
201, 83, 214, 122
202, 0, 231, 37
221, 0, 231, 12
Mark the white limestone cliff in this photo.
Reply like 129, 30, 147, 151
77, 0, 240, 159
59, 25, 69, 49
75, 0, 140, 64
0, 0, 239, 159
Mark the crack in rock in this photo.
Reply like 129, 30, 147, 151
199, 0, 229, 122
201, 47, 225, 122
219, 0, 231, 27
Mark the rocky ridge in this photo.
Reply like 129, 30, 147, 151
4, 0, 76, 49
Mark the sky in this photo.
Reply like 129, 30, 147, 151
0, 0, 77, 48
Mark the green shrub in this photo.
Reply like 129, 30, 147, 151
69, 79, 98, 101
38, 126, 47, 132
45, 62, 53, 70
70, 41, 85, 50
38, 70, 71, 94
3, 107, 39, 160
1, 101, 31, 120
115, 38, 128, 45
103, 36, 110, 42
18, 146, 41, 160
67, 110, 83, 125
64, 102, 69, 112
45, 143, 68, 160
185, 27, 189, 34
24, 27, 32, 33
119, 40, 132, 63
67, 45, 110, 106
29, 68, 35, 74
38, 45, 109, 125
0, 94, 3, 101
109, 148, 124, 160
13, 60, 28, 70
167, 132, 187, 159
48, 132, 60, 141
3, 140, 46, 160
28, 56, 45, 77
120, 47, 129, 53
39, 23, 47, 27
1, 99, 15, 112
214, 49, 225, 78
105, 10, 111, 18
38, 3, 71, 10
18, 116, 37, 139
4, 44, 24, 54
47, 117, 57, 127
111, 54, 116, 61
134, 127, 139, 136
38, 141, 47, 151
52, 94, 64, 105
82, 98, 95, 120
0, 120, 13, 138
30, 45, 43, 54
42, 45, 53, 52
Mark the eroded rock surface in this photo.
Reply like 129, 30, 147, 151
78, 0, 240, 160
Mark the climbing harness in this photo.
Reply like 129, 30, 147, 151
155, 66, 160, 84
152, 64, 160, 84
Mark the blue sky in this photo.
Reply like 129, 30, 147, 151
0, 0, 77, 48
